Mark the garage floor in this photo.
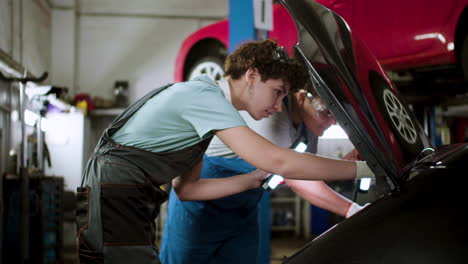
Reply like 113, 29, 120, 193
271, 235, 310, 264
62, 228, 310, 264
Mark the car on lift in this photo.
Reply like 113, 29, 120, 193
275, 0, 468, 263
174, 0, 468, 92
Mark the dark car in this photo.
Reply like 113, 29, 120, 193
280, 0, 468, 263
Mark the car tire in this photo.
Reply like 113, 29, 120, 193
371, 73, 424, 158
461, 34, 468, 80
187, 56, 225, 81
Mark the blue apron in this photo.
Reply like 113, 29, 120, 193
160, 155, 264, 264
160, 97, 311, 264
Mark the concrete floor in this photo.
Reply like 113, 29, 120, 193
271, 234, 310, 264
63, 228, 311, 264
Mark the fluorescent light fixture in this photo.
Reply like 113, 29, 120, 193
359, 178, 371, 192
321, 124, 348, 139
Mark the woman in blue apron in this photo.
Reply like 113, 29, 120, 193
159, 86, 366, 264
76, 39, 374, 264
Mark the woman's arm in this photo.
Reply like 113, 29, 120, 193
215, 126, 358, 181
285, 179, 352, 217
172, 159, 270, 201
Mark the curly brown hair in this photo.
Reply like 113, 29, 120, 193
224, 39, 309, 93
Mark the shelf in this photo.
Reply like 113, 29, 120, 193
271, 225, 296, 231
442, 104, 468, 117
90, 108, 125, 116
271, 194, 301, 237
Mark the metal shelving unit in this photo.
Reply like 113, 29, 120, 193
270, 185, 302, 237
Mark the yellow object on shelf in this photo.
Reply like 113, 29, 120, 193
76, 100, 88, 116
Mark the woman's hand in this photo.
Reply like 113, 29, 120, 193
174, 160, 272, 201
343, 148, 361, 161
247, 169, 271, 188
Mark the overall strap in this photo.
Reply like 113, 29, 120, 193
103, 83, 173, 141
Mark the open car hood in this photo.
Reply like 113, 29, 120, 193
279, 0, 432, 191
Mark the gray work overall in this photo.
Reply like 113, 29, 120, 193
76, 84, 212, 263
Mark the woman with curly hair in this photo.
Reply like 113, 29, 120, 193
76, 39, 373, 264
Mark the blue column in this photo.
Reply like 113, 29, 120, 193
429, 106, 442, 147
229, 1, 271, 263
228, 0, 256, 52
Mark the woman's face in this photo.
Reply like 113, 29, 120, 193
301, 96, 336, 136
244, 71, 289, 120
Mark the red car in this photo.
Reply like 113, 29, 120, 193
174, 0, 468, 87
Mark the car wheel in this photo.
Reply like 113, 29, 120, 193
187, 56, 225, 81
461, 34, 468, 80
371, 73, 424, 158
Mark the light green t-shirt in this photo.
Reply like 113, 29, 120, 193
112, 75, 247, 152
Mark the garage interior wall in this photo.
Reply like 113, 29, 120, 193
0, 0, 228, 187
0, 0, 52, 164
0, 0, 228, 257
51, 0, 228, 102
1, 0, 228, 99
0, 0, 51, 77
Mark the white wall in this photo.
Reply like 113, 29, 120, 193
79, 0, 227, 17
50, 8, 75, 90
22, 0, 51, 76
77, 16, 206, 101
317, 138, 355, 159
2, 0, 226, 101
51, 0, 227, 102
0, 0, 12, 55
0, 0, 229, 98
0, 0, 51, 76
